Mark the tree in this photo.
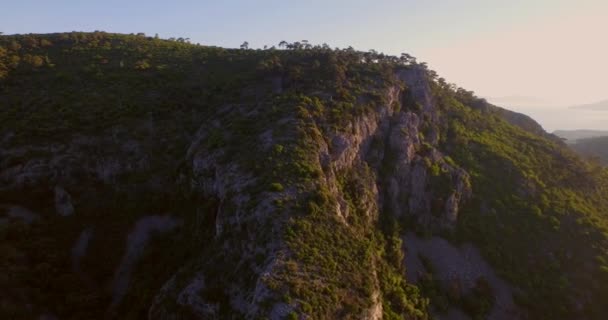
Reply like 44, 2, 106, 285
9, 41, 21, 51
40, 39, 53, 47
134, 59, 150, 70
24, 54, 44, 67
278, 40, 288, 49
9, 55, 20, 68
240, 41, 249, 50
400, 53, 415, 65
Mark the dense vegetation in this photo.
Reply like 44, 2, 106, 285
437, 91, 608, 318
1, 32, 607, 319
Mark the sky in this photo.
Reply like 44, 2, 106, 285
1, 0, 607, 129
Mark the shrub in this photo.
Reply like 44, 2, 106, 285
270, 182, 284, 192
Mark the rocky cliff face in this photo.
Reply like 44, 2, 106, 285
0, 64, 467, 319
139, 66, 476, 319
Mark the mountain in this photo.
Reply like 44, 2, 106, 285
553, 130, 608, 142
1, 32, 608, 320
569, 99, 608, 111
570, 136, 608, 164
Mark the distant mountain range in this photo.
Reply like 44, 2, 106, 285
553, 129, 608, 142
569, 136, 608, 164
569, 99, 608, 111
487, 96, 608, 111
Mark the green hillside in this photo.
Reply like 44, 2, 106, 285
1, 32, 607, 320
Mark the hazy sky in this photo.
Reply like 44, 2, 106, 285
2, 0, 607, 106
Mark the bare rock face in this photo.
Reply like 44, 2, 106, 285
327, 87, 400, 173
270, 76, 283, 94
380, 67, 472, 230
188, 127, 257, 237
110, 215, 182, 312
54, 186, 74, 216
444, 168, 472, 224
397, 66, 435, 116
176, 273, 220, 319
0, 205, 40, 224
408, 160, 430, 216
404, 233, 523, 320
71, 228, 93, 273
389, 112, 420, 165
149, 272, 219, 320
